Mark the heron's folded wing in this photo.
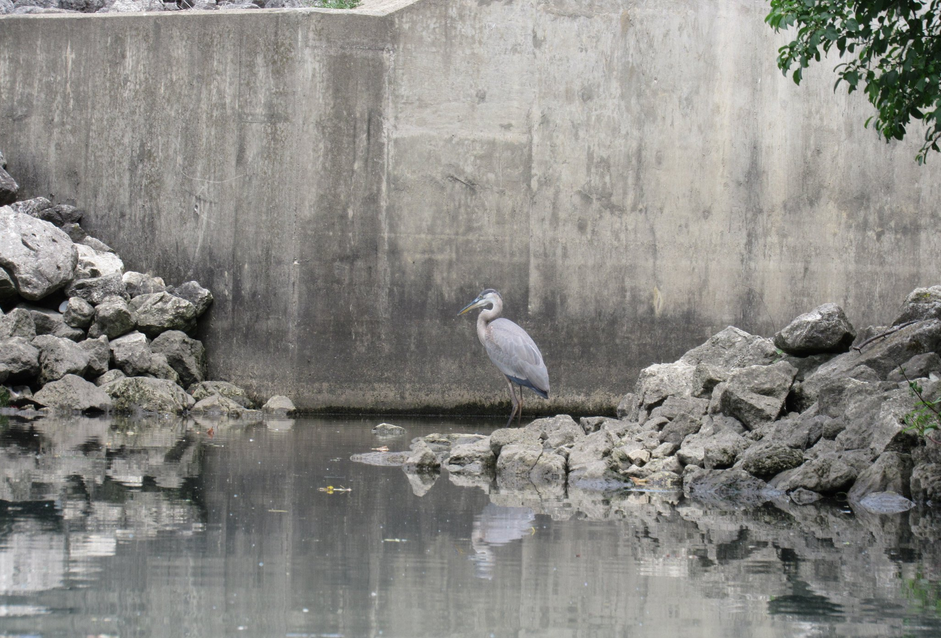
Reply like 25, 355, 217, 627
486, 319, 550, 394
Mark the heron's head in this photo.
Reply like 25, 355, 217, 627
458, 289, 502, 316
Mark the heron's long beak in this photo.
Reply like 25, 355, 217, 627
458, 296, 487, 316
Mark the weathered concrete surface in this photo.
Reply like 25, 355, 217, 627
2, 0, 940, 413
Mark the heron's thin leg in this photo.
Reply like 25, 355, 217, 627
517, 386, 524, 426
504, 376, 520, 427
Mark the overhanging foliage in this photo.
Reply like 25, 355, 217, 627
767, 0, 941, 163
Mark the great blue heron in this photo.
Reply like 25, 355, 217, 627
458, 289, 549, 426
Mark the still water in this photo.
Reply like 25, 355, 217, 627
1, 412, 940, 637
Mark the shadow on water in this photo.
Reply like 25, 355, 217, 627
1, 412, 940, 637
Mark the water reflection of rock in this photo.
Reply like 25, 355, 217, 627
487, 480, 941, 629
0, 413, 206, 595
470, 503, 536, 579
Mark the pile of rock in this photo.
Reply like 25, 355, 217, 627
385, 292, 941, 508
0, 153, 293, 418
0, 0, 341, 15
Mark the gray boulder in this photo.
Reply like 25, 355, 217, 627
129, 291, 197, 337
89, 295, 136, 338
105, 0, 166, 11
74, 243, 123, 280
774, 303, 856, 356
625, 327, 772, 412
624, 454, 682, 479
703, 429, 750, 469
8, 197, 82, 226
630, 360, 696, 412
60, 222, 86, 243
108, 331, 177, 382
263, 395, 296, 415
445, 438, 495, 476
95, 368, 126, 386
719, 361, 797, 429
489, 427, 541, 456
80, 236, 113, 253
676, 431, 708, 467
26, 306, 84, 340
0, 336, 39, 383
143, 352, 180, 383
523, 414, 584, 449
566, 428, 620, 487
892, 286, 941, 325
0, 206, 77, 300
770, 452, 858, 494
122, 271, 166, 297
102, 376, 195, 414
769, 413, 825, 450
805, 320, 941, 396
31, 334, 90, 384
150, 329, 206, 388
189, 380, 253, 408
66, 273, 128, 305
496, 444, 567, 486
807, 376, 873, 420
109, 331, 156, 377
616, 392, 637, 419
79, 335, 110, 377
62, 296, 95, 329
58, 0, 106, 11
647, 395, 710, 422
32, 374, 112, 413
191, 393, 244, 416
847, 451, 913, 501
403, 439, 441, 472
833, 387, 919, 458
738, 441, 804, 479
658, 412, 703, 446
682, 325, 780, 369
887, 352, 941, 382
0, 160, 17, 206
0, 307, 36, 339
0, 266, 16, 300
169, 280, 213, 317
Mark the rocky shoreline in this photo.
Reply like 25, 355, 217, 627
4, 148, 941, 509
1, 150, 294, 419
0, 0, 335, 15
362, 293, 941, 510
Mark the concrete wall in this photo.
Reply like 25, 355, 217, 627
2, 0, 940, 414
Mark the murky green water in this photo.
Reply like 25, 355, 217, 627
1, 413, 940, 637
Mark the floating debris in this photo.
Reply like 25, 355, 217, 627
318, 486, 352, 494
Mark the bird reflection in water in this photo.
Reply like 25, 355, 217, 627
469, 503, 536, 579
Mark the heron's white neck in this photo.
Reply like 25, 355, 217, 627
476, 297, 503, 344
478, 296, 502, 323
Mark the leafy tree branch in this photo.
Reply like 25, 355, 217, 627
766, 0, 941, 163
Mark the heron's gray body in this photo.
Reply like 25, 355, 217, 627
459, 289, 549, 425
477, 316, 549, 399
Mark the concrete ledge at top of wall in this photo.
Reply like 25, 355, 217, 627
0, 0, 423, 18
